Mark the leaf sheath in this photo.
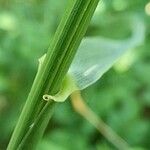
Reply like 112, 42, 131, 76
7, 0, 99, 149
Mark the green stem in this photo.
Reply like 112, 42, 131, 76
7, 0, 99, 149
71, 91, 129, 150
17, 101, 53, 150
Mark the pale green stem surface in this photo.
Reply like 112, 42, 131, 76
71, 91, 129, 150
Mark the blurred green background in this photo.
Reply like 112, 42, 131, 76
0, 0, 150, 149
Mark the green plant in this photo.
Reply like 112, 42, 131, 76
0, 0, 149, 149
7, 0, 100, 149
6, 0, 146, 149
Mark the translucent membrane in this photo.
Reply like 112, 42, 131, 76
44, 18, 145, 102
69, 19, 145, 90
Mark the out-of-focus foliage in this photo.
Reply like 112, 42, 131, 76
0, 0, 150, 149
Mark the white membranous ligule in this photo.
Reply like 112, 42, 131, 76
69, 17, 145, 90
42, 74, 78, 102
41, 17, 145, 102
43, 94, 52, 101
